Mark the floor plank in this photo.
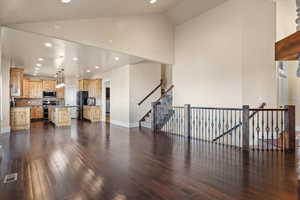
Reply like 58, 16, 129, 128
0, 120, 298, 200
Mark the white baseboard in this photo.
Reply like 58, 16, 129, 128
0, 126, 10, 134
110, 121, 142, 128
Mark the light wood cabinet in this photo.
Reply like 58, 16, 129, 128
43, 80, 56, 91
10, 107, 30, 131
29, 81, 43, 98
79, 79, 102, 98
48, 107, 71, 127
30, 106, 43, 119
83, 106, 101, 122
56, 87, 65, 99
79, 79, 89, 91
10, 68, 24, 97
22, 77, 30, 98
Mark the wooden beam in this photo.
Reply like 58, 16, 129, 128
275, 31, 300, 61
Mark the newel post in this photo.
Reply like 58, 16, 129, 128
242, 105, 250, 151
184, 104, 191, 140
284, 105, 295, 152
151, 102, 158, 132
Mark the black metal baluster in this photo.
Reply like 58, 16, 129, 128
222, 110, 225, 145
262, 111, 264, 150
266, 111, 269, 151
252, 112, 255, 151
276, 111, 279, 151
271, 111, 274, 151
256, 111, 260, 150
218, 110, 222, 144
280, 111, 284, 151
239, 110, 241, 148
234, 110, 237, 148
230, 110, 233, 147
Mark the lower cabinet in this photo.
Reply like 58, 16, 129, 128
83, 106, 101, 122
48, 107, 71, 127
31, 106, 43, 119
10, 107, 30, 131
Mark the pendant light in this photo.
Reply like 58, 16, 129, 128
56, 69, 65, 88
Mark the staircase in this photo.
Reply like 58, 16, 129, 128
139, 84, 174, 128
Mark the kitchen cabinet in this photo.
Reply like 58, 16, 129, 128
43, 80, 57, 91
22, 77, 30, 98
56, 87, 65, 99
10, 68, 24, 97
10, 107, 30, 131
79, 79, 102, 98
30, 106, 43, 119
29, 81, 43, 98
79, 79, 89, 91
83, 106, 101, 122
48, 107, 71, 127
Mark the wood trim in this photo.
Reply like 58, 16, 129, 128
275, 31, 300, 61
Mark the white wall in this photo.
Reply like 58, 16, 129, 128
129, 62, 161, 125
93, 66, 131, 127
173, 0, 276, 108
9, 14, 174, 64
92, 62, 161, 128
0, 55, 11, 133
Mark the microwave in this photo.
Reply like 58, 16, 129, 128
43, 91, 57, 98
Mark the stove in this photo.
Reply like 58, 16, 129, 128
43, 100, 57, 119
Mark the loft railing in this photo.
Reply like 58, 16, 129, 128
152, 104, 295, 152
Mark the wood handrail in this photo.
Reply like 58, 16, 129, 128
212, 102, 266, 142
155, 85, 174, 103
138, 80, 163, 106
139, 84, 174, 127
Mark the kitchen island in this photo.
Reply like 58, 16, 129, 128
83, 105, 101, 122
10, 107, 31, 131
48, 106, 71, 127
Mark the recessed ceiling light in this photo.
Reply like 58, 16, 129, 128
61, 0, 72, 3
35, 67, 40, 70
36, 63, 42, 67
86, 70, 91, 73
38, 58, 44, 61
45, 42, 52, 48
73, 57, 78, 61
95, 66, 100, 69
114, 57, 119, 61
149, 0, 157, 4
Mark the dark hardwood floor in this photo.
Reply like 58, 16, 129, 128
0, 120, 298, 200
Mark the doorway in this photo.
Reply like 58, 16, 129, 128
104, 80, 111, 123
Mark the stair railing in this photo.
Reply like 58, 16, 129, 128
138, 80, 163, 106
139, 85, 174, 127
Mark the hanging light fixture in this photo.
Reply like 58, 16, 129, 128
56, 69, 65, 88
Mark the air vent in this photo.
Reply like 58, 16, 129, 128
3, 173, 18, 184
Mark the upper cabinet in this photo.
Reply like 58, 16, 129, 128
79, 79, 89, 91
43, 80, 57, 91
56, 87, 65, 99
28, 81, 43, 98
22, 77, 30, 98
78, 79, 102, 98
10, 68, 24, 97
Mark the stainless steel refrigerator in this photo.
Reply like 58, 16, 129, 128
77, 91, 88, 120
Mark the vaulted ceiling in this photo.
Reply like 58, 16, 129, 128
0, 0, 226, 25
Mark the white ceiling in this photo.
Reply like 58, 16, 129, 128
2, 28, 144, 78
0, 0, 180, 25
0, 0, 226, 25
